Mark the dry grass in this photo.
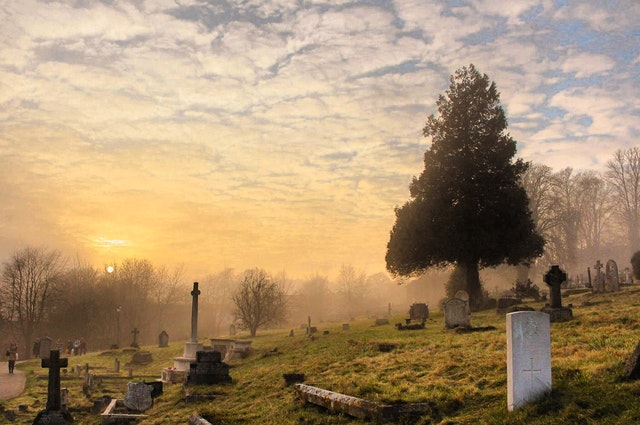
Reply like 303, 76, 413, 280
3, 286, 640, 424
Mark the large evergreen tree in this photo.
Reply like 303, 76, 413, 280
386, 65, 544, 310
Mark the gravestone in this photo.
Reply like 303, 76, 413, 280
454, 290, 469, 302
229, 324, 236, 336
541, 265, 572, 322
39, 337, 52, 360
158, 331, 169, 348
33, 350, 74, 424
593, 260, 605, 293
130, 327, 140, 348
507, 311, 552, 411
623, 340, 640, 380
443, 298, 470, 329
497, 297, 522, 314
605, 259, 620, 292
185, 351, 232, 385
408, 303, 429, 322
123, 382, 153, 412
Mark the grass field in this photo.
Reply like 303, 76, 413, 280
4, 286, 640, 424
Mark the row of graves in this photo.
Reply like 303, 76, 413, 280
16, 282, 245, 425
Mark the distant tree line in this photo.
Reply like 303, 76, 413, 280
0, 247, 403, 357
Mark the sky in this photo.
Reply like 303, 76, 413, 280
0, 0, 638, 280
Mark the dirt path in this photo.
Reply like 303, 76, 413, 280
0, 361, 26, 400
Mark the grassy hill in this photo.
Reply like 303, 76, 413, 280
4, 286, 640, 424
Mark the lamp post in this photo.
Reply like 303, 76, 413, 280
115, 305, 122, 348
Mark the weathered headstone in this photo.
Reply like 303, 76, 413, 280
123, 382, 153, 412
33, 350, 74, 424
541, 265, 572, 322
507, 311, 552, 411
39, 337, 52, 360
593, 260, 605, 293
158, 331, 169, 348
443, 298, 470, 329
605, 259, 620, 292
623, 340, 640, 380
409, 303, 429, 322
454, 290, 469, 302
130, 327, 140, 348
229, 324, 236, 336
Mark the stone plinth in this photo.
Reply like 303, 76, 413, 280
224, 340, 252, 361
210, 338, 235, 359
540, 306, 573, 322
185, 351, 231, 386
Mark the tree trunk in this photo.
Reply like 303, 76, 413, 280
463, 261, 482, 312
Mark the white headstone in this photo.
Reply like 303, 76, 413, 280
507, 311, 552, 411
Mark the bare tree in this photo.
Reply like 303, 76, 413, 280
297, 273, 331, 323
150, 264, 185, 334
232, 269, 287, 337
336, 264, 367, 319
0, 247, 66, 357
606, 147, 640, 254
200, 268, 238, 337
575, 171, 613, 257
548, 168, 582, 275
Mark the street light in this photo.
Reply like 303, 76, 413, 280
115, 305, 122, 348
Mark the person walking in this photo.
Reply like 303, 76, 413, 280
6, 343, 18, 374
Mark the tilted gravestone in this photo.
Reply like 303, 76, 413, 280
123, 382, 154, 412
623, 340, 640, 380
507, 311, 552, 411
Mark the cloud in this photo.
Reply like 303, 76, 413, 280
0, 0, 638, 277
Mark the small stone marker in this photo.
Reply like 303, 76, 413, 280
158, 330, 169, 348
130, 327, 140, 348
123, 382, 153, 412
507, 311, 552, 411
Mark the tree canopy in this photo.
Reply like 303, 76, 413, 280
386, 65, 544, 308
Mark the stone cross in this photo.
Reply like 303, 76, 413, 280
594, 260, 604, 291
543, 265, 566, 309
131, 327, 140, 347
42, 350, 68, 411
190, 282, 201, 343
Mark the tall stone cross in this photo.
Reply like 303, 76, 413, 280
130, 327, 140, 347
190, 282, 200, 343
42, 350, 67, 411
543, 265, 567, 309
